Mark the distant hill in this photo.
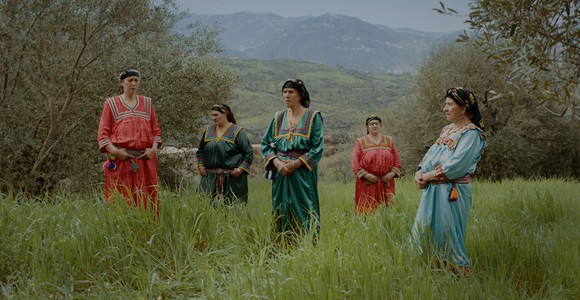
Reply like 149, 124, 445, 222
222, 59, 413, 143
178, 12, 458, 73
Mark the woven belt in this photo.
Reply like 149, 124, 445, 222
205, 168, 235, 202
277, 150, 306, 160
126, 149, 145, 157
432, 174, 471, 202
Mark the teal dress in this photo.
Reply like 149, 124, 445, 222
412, 124, 486, 267
261, 109, 324, 235
196, 124, 253, 204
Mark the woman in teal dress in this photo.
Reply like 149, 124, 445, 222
196, 104, 253, 204
261, 79, 324, 238
412, 87, 486, 276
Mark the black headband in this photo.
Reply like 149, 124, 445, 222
119, 68, 140, 80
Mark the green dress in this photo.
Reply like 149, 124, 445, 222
261, 109, 324, 234
196, 124, 253, 204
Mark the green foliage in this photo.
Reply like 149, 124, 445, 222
0, 178, 578, 298
384, 42, 579, 179
442, 0, 579, 120
0, 0, 236, 194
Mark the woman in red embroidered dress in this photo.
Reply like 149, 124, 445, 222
351, 116, 402, 214
97, 66, 162, 213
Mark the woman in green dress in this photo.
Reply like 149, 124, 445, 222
196, 104, 253, 204
261, 79, 325, 238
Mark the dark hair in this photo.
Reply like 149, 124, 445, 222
445, 87, 484, 131
365, 115, 382, 134
212, 104, 237, 124
282, 78, 311, 108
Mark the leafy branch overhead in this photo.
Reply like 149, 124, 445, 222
437, 0, 579, 120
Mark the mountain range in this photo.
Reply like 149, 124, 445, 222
178, 12, 459, 73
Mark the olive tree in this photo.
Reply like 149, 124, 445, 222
0, 0, 236, 194
436, 0, 579, 120
384, 42, 579, 179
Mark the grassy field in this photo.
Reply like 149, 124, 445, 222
1, 178, 578, 299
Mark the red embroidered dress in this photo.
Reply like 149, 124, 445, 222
97, 95, 162, 211
351, 134, 402, 214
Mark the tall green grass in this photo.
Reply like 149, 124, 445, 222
1, 178, 578, 299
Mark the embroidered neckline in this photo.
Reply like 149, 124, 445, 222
365, 134, 383, 145
274, 109, 316, 140
434, 123, 481, 150
204, 124, 241, 144
106, 96, 151, 121
359, 135, 392, 151
120, 95, 138, 110
286, 108, 307, 128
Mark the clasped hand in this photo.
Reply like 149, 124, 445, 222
364, 173, 393, 187
114, 148, 156, 161
414, 171, 427, 189
274, 159, 300, 176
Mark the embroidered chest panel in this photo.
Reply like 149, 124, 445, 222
204, 124, 241, 144
434, 124, 481, 150
106, 95, 151, 121
358, 135, 392, 152
273, 109, 317, 139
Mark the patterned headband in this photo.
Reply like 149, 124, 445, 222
366, 116, 382, 125
212, 104, 230, 115
447, 88, 475, 109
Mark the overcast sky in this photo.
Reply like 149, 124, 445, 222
176, 0, 471, 33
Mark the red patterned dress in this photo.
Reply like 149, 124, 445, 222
351, 134, 402, 214
97, 95, 162, 212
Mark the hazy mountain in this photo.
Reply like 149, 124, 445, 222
178, 12, 458, 73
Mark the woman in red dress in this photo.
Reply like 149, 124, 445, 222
351, 116, 402, 214
97, 66, 162, 213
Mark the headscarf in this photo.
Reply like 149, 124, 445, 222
119, 66, 140, 81
282, 78, 311, 108
446, 87, 484, 131
212, 103, 237, 124
365, 115, 382, 134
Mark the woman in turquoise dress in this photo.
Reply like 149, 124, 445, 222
412, 87, 486, 276
261, 79, 324, 238
196, 104, 253, 204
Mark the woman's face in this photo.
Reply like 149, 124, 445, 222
120, 76, 139, 95
211, 109, 228, 126
366, 120, 382, 135
282, 88, 301, 108
443, 97, 467, 123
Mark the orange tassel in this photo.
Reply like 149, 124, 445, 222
449, 184, 459, 202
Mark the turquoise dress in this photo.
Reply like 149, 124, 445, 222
261, 109, 324, 235
412, 124, 486, 267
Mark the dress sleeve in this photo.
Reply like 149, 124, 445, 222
351, 139, 366, 177
261, 115, 278, 170
97, 99, 113, 153
298, 112, 324, 171
390, 142, 402, 177
439, 130, 486, 180
236, 129, 253, 173
196, 129, 208, 167
149, 100, 162, 147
